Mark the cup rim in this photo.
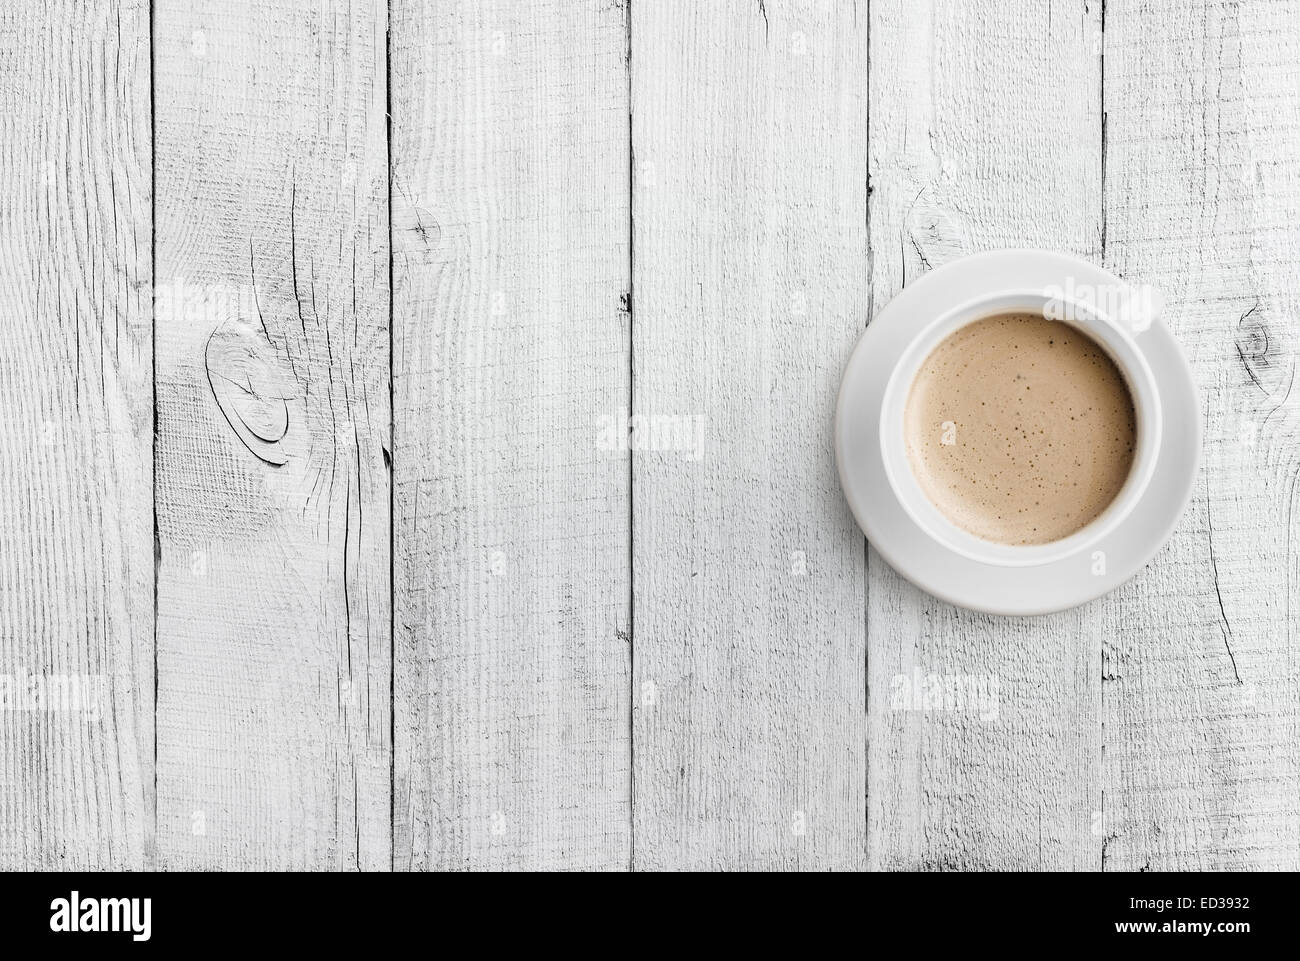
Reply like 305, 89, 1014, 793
878, 287, 1164, 568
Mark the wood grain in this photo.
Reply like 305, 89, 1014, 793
391, 0, 632, 870
0, 0, 153, 870
2, 0, 1299, 873
152, 0, 390, 869
865, 0, 1104, 869
630, 0, 869, 870
1101, 0, 1300, 870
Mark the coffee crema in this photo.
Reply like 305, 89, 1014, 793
903, 312, 1137, 546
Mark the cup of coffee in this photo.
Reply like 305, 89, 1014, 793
878, 287, 1162, 567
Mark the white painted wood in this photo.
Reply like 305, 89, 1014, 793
1101, 0, 1300, 870
391, 0, 632, 870
2, 0, 1298, 873
152, 0, 391, 869
631, 0, 869, 870
865, 0, 1105, 869
0, 0, 153, 870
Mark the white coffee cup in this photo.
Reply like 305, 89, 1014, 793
877, 286, 1163, 568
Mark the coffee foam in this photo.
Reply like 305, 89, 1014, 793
904, 312, 1137, 546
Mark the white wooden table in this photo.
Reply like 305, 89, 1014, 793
2, 0, 1297, 871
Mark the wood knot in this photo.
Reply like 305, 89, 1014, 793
205, 320, 297, 466
393, 202, 451, 263
1235, 301, 1272, 393
904, 196, 970, 282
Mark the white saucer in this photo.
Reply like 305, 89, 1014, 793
834, 250, 1200, 616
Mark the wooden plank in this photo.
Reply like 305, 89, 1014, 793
152, 0, 390, 869
1101, 0, 1300, 870
0, 0, 153, 870
391, 0, 632, 870
865, 0, 1104, 869
630, 0, 868, 870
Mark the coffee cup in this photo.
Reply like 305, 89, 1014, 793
877, 286, 1163, 568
